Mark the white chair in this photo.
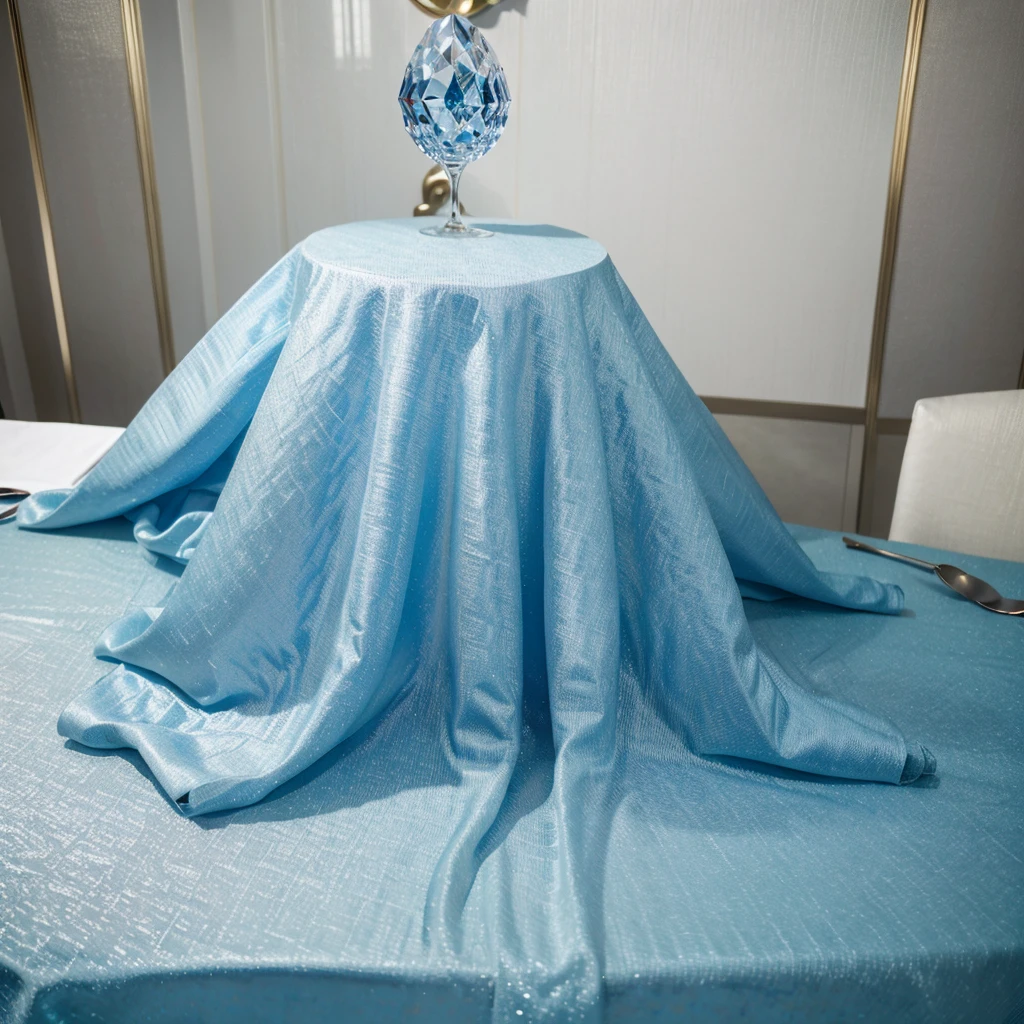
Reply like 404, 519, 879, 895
889, 390, 1024, 562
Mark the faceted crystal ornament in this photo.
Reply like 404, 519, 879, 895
398, 15, 511, 237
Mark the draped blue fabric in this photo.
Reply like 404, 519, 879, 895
3, 520, 1020, 1024
16, 219, 936, 1023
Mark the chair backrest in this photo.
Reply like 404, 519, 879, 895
889, 390, 1024, 562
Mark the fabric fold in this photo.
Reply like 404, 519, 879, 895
18, 249, 301, 533
19, 218, 933, 1024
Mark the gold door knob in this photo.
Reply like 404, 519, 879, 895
414, 165, 468, 217
409, 0, 501, 16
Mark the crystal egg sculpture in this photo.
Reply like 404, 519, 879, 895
398, 14, 511, 169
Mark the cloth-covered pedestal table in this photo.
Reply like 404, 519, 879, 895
9, 219, 950, 1022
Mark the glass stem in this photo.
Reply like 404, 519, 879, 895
445, 164, 465, 232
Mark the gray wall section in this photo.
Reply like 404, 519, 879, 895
713, 415, 862, 533
16, 0, 164, 426
0, 8, 70, 422
871, 433, 908, 540
0, 214, 37, 420
879, 0, 1024, 418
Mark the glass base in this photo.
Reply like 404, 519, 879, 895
420, 223, 493, 239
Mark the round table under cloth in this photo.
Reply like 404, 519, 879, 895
18, 218, 933, 1023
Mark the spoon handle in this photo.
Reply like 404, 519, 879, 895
842, 536, 937, 571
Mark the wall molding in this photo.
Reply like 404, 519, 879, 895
856, 0, 927, 533
701, 396, 865, 425
877, 416, 911, 436
700, 397, 914, 437
5, 0, 80, 421
121, 0, 175, 377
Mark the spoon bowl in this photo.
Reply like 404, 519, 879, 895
933, 563, 1024, 615
0, 488, 28, 523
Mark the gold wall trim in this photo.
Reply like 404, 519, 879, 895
5, 0, 80, 421
701, 396, 865, 425
856, 0, 927, 534
121, 0, 175, 377
700, 398, 910, 433
410, 0, 501, 15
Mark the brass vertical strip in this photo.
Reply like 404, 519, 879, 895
5, 0, 81, 421
855, 0, 927, 534
1017, 345, 1024, 389
121, 0, 175, 377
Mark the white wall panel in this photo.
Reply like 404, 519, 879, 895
139, 0, 212, 360
191, 0, 289, 314
518, 0, 909, 407
177, 0, 219, 333
272, 0, 424, 239
271, 0, 520, 241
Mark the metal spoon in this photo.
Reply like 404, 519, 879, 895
842, 537, 1024, 616
0, 488, 28, 522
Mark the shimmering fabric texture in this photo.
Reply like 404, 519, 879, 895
14, 219, 943, 1022
3, 521, 1021, 1024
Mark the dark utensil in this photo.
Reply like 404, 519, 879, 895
843, 536, 1024, 616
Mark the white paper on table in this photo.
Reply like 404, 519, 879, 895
0, 420, 124, 494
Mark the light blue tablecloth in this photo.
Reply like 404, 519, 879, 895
1, 518, 1021, 1023
2, 220, 1020, 1022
